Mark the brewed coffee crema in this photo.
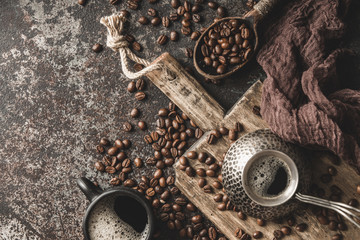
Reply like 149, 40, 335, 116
247, 155, 290, 198
88, 195, 149, 240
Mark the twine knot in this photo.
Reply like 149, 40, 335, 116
100, 13, 129, 52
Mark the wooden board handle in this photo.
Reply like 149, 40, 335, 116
146, 53, 225, 131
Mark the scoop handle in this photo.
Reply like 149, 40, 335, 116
245, 0, 282, 24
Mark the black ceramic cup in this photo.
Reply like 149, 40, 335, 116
77, 177, 155, 240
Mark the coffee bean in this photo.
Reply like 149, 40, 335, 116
174, 197, 186, 206
237, 211, 246, 220
110, 177, 121, 185
203, 185, 212, 193
78, 0, 87, 6
357, 184, 360, 194
196, 168, 206, 177
135, 91, 146, 100
191, 215, 203, 224
208, 227, 216, 240
179, 156, 188, 166
92, 43, 103, 53
127, 0, 138, 10
145, 187, 155, 197
207, 134, 216, 144
99, 138, 110, 146
332, 233, 343, 240
170, 31, 179, 41
166, 176, 175, 186
187, 226, 194, 238
191, 31, 200, 41
154, 169, 163, 179
184, 48, 193, 58
147, 8, 157, 17
178, 141, 187, 150
186, 202, 196, 212
122, 122, 132, 132
122, 158, 131, 168
217, 6, 226, 17
161, 190, 170, 200
295, 223, 307, 232
175, 212, 185, 221
152, 198, 161, 209
273, 230, 283, 239
206, 169, 216, 177
129, 108, 140, 118
157, 35, 168, 45
192, 13, 201, 23
208, 1, 218, 9
151, 17, 161, 26
212, 181, 222, 189
162, 16, 170, 27
171, 0, 180, 8
169, 12, 179, 21
185, 166, 195, 177
213, 193, 223, 202
181, 26, 192, 36
256, 218, 265, 226
186, 151, 197, 159
135, 78, 146, 90
179, 228, 187, 238
253, 231, 262, 239
95, 161, 105, 171
160, 213, 169, 222
177, 6, 185, 16
131, 41, 142, 52
127, 81, 136, 93
229, 129, 237, 140
96, 145, 105, 154
123, 179, 136, 187
234, 228, 243, 238
197, 178, 206, 188
205, 156, 215, 165
195, 128, 203, 138
138, 16, 149, 25
217, 202, 226, 211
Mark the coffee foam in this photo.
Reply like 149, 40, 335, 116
88, 195, 149, 240
247, 155, 290, 198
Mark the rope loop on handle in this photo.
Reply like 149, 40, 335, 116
100, 13, 168, 80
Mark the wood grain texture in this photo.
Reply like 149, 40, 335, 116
146, 53, 360, 240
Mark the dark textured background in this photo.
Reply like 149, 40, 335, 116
0, 0, 359, 239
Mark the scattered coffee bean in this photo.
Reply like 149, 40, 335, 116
295, 223, 307, 232
95, 161, 105, 171
256, 218, 265, 226
123, 122, 133, 132
217, 6, 226, 17
135, 91, 146, 100
192, 14, 201, 23
185, 166, 195, 177
237, 211, 246, 220
185, 48, 193, 58
136, 78, 145, 90
138, 121, 147, 130
78, 0, 87, 6
151, 17, 161, 26
253, 231, 262, 239
191, 31, 201, 41
96, 145, 105, 154
134, 157, 143, 168
147, 8, 157, 17
181, 26, 192, 36
317, 214, 329, 225
161, 190, 170, 200
203, 184, 212, 193
357, 184, 360, 194
280, 226, 291, 235
92, 43, 103, 53
212, 181, 222, 189
138, 16, 149, 25
130, 108, 140, 118
208, 1, 218, 9
170, 31, 179, 41
186, 202, 196, 212
132, 41, 142, 52
234, 227, 243, 238
162, 16, 170, 27
208, 227, 217, 239
198, 178, 206, 188
120, 10, 130, 18
169, 12, 179, 21
196, 168, 206, 177
195, 128, 203, 138
127, 81, 136, 93
192, 215, 203, 224
187, 150, 198, 159
329, 220, 338, 231
171, 0, 180, 8
123, 179, 136, 187
157, 35, 168, 45
127, 0, 138, 10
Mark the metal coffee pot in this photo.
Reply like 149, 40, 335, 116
222, 129, 360, 228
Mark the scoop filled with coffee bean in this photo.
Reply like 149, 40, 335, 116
194, 0, 281, 80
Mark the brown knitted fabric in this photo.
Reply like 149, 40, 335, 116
257, 0, 360, 173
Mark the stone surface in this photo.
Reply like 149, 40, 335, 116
0, 0, 359, 239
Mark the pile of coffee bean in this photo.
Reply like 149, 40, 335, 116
197, 19, 254, 75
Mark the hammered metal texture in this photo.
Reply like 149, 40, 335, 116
222, 129, 312, 220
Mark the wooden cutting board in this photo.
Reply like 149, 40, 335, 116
146, 53, 360, 239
